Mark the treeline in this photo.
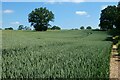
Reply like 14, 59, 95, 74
70, 26, 92, 30
80, 26, 92, 30
4, 25, 61, 31
4, 25, 31, 30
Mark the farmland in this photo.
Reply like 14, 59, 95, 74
2, 30, 112, 78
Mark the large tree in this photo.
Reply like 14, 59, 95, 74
99, 6, 118, 30
115, 2, 120, 29
28, 7, 54, 31
99, 2, 120, 30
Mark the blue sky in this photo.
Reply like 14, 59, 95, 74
2, 2, 118, 29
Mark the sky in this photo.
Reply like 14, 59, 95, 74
1, 1, 118, 29
1, 0, 120, 2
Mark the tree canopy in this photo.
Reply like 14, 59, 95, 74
18, 25, 24, 30
51, 26, 61, 30
99, 2, 120, 30
18, 25, 31, 30
86, 26, 92, 29
115, 2, 120, 29
5, 27, 13, 30
28, 7, 54, 31
80, 26, 84, 30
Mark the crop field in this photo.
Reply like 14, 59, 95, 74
2, 30, 112, 78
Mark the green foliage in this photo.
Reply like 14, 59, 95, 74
51, 26, 61, 30
99, 2, 120, 30
80, 26, 84, 30
18, 25, 31, 30
5, 27, 13, 30
86, 26, 92, 29
112, 36, 120, 45
28, 7, 54, 31
115, 2, 120, 29
18, 25, 24, 30
118, 1, 120, 7
24, 26, 31, 30
108, 29, 120, 36
2, 30, 112, 78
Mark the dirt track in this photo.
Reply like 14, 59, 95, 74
110, 45, 120, 79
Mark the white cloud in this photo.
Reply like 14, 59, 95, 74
3, 9, 14, 13
101, 5, 108, 10
76, 11, 90, 17
11, 21, 20, 25
76, 11, 87, 15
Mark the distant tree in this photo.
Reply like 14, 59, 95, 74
86, 26, 92, 29
24, 26, 31, 30
28, 7, 54, 31
51, 26, 61, 30
80, 26, 84, 30
0, 28, 2, 30
75, 28, 78, 30
71, 29, 74, 30
5, 27, 13, 30
18, 25, 24, 30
